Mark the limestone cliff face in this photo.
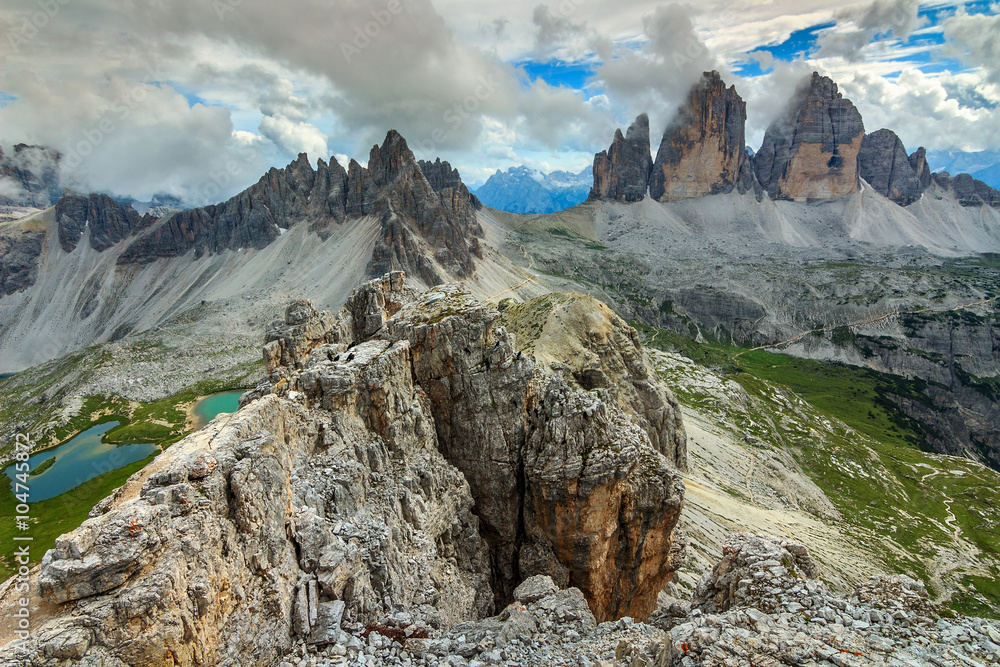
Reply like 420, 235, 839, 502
499, 292, 687, 468
14, 274, 685, 665
858, 129, 924, 206
931, 172, 1000, 207
908, 147, 933, 190
650, 71, 748, 201
755, 73, 865, 201
589, 114, 652, 202
55, 193, 154, 253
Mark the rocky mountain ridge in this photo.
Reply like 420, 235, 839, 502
590, 114, 653, 203
0, 129, 492, 371
474, 166, 591, 214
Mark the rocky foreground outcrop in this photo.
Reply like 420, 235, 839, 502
589, 114, 653, 203
30, 533, 982, 667
351, 535, 995, 667
756, 73, 865, 201
650, 71, 749, 201
2, 273, 685, 665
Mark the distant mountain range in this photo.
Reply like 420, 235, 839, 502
927, 149, 1000, 190
473, 165, 592, 214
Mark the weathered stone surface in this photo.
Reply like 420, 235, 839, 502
908, 146, 932, 190
0, 144, 62, 208
932, 171, 1000, 207
650, 71, 748, 201
368, 131, 484, 284
115, 132, 484, 286
755, 72, 865, 201
499, 292, 687, 468
589, 114, 652, 202
117, 152, 343, 263
657, 535, 999, 667
523, 378, 685, 621
858, 128, 924, 206
257, 275, 687, 623
55, 193, 153, 253
418, 157, 483, 211
513, 575, 559, 604
0, 227, 44, 296
691, 533, 817, 613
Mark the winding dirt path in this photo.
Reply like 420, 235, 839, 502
732, 297, 997, 362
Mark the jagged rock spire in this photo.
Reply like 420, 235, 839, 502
755, 72, 865, 201
858, 129, 924, 206
650, 71, 749, 201
589, 113, 652, 202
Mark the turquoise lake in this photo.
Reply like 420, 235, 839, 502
4, 421, 158, 502
191, 390, 243, 429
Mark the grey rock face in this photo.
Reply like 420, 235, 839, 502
9, 273, 685, 665
691, 533, 817, 613
0, 228, 44, 296
0, 144, 62, 208
366, 131, 484, 284
264, 275, 685, 621
755, 72, 865, 201
418, 157, 483, 211
908, 146, 932, 190
858, 129, 924, 206
55, 193, 153, 253
499, 292, 687, 469
932, 171, 1000, 207
650, 71, 748, 201
590, 114, 652, 202
116, 152, 345, 263
658, 534, 999, 667
114, 132, 484, 286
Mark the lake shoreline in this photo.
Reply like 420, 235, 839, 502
188, 390, 245, 431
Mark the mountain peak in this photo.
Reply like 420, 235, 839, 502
858, 128, 924, 206
650, 70, 748, 201
755, 71, 865, 201
589, 113, 652, 203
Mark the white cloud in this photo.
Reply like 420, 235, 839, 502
944, 11, 1000, 86
0, 177, 26, 199
0, 71, 273, 205
259, 115, 329, 161
0, 0, 996, 201
840, 68, 1000, 152
837, 0, 924, 39
591, 3, 720, 142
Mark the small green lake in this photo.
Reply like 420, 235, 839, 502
4, 421, 159, 502
191, 390, 243, 429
